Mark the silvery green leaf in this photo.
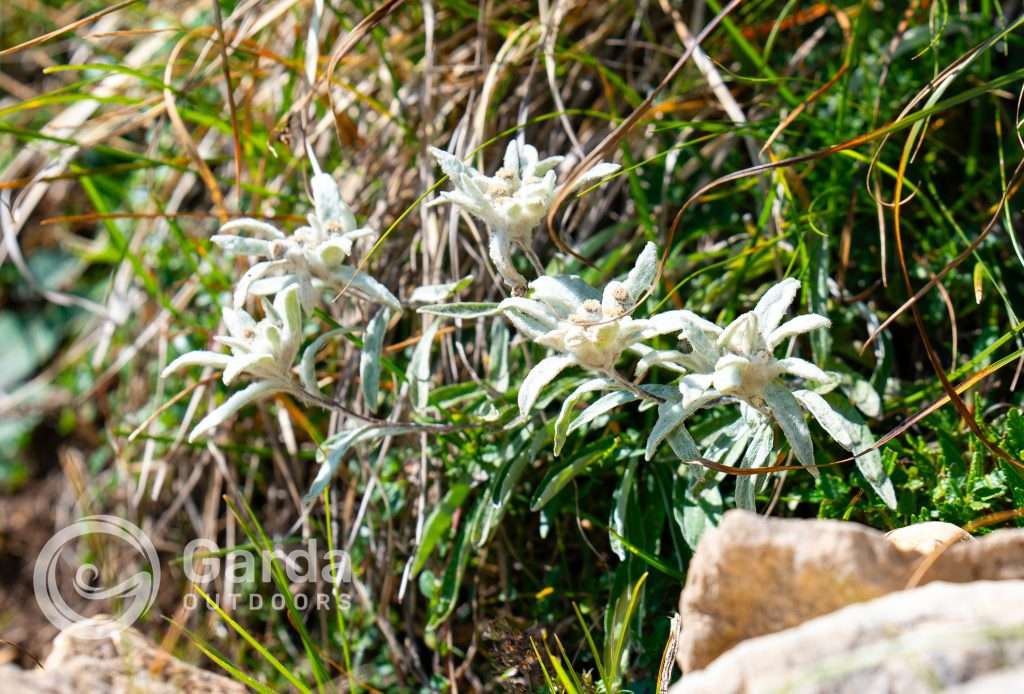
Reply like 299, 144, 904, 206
646, 400, 692, 460
675, 476, 722, 550
530, 441, 620, 511
851, 428, 895, 510
638, 383, 682, 412
502, 309, 549, 339
805, 393, 896, 509
702, 418, 752, 469
529, 275, 599, 315
210, 234, 272, 256
623, 242, 657, 302
735, 421, 773, 511
667, 427, 701, 461
518, 354, 576, 415
792, 389, 854, 449
777, 357, 834, 385
162, 350, 231, 377
472, 427, 544, 547
331, 265, 401, 310
763, 382, 818, 477
498, 297, 558, 338
610, 457, 639, 560
767, 314, 830, 350
360, 308, 390, 412
408, 319, 441, 412
188, 380, 281, 442
300, 328, 347, 395
752, 277, 800, 337
840, 375, 882, 418
567, 390, 638, 434
411, 482, 471, 577
640, 383, 681, 401
305, 426, 376, 500
487, 320, 510, 392
572, 161, 620, 190
408, 276, 474, 305
417, 302, 500, 318
554, 378, 612, 455
809, 240, 831, 363
217, 217, 285, 239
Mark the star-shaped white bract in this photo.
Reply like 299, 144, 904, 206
162, 285, 303, 442
504, 243, 707, 414
428, 139, 620, 289
211, 161, 400, 313
709, 278, 833, 404
647, 278, 849, 476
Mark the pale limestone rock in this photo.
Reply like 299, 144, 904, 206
677, 510, 1024, 671
0, 616, 245, 693
886, 521, 971, 553
670, 580, 1024, 694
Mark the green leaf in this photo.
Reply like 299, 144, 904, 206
360, 307, 390, 412
411, 483, 471, 576
674, 474, 723, 550
554, 378, 611, 455
609, 457, 639, 561
408, 319, 441, 412
531, 439, 621, 511
487, 319, 510, 392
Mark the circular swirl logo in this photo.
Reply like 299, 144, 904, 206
33, 515, 160, 636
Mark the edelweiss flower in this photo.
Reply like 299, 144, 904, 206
648, 279, 845, 472
428, 139, 620, 289
505, 243, 706, 414
211, 159, 400, 312
708, 278, 833, 404
162, 286, 303, 442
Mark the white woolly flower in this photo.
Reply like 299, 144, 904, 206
428, 139, 620, 289
211, 160, 400, 312
708, 278, 834, 404
648, 279, 845, 472
504, 243, 707, 414
162, 285, 303, 442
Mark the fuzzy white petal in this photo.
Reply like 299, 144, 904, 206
572, 162, 620, 190
752, 277, 801, 338
162, 351, 231, 377
518, 354, 577, 415
529, 275, 598, 316
188, 381, 281, 442
767, 314, 831, 349
217, 218, 286, 239
777, 357, 834, 384
718, 312, 760, 354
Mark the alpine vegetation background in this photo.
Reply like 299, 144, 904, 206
2, 1, 1024, 691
